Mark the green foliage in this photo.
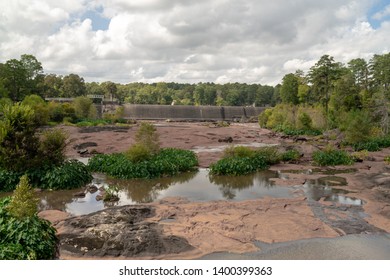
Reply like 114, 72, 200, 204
384, 156, 390, 164
223, 145, 254, 158
6, 175, 38, 219
39, 129, 67, 166
259, 104, 325, 135
135, 122, 160, 154
352, 135, 390, 151
254, 146, 281, 165
125, 143, 151, 163
73, 96, 94, 119
281, 149, 301, 162
88, 148, 198, 179
342, 110, 372, 145
210, 146, 281, 176
312, 147, 354, 166
41, 160, 93, 190
297, 112, 312, 130
0, 103, 40, 172
0, 197, 58, 260
0, 169, 20, 192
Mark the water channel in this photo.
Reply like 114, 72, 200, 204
30, 168, 364, 216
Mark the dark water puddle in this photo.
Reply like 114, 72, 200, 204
199, 234, 390, 260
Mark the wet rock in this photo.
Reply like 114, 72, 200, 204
73, 191, 86, 198
218, 136, 233, 143
77, 149, 88, 155
58, 205, 193, 258
87, 184, 98, 193
73, 142, 98, 150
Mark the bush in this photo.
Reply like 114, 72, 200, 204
88, 148, 198, 179
41, 160, 93, 190
6, 175, 38, 219
353, 135, 390, 151
223, 146, 254, 158
210, 146, 280, 176
254, 146, 281, 165
135, 122, 160, 154
39, 129, 67, 166
21, 95, 49, 126
281, 149, 301, 162
0, 169, 20, 192
0, 197, 58, 260
73, 96, 94, 119
342, 110, 372, 145
125, 143, 151, 163
0, 103, 41, 172
312, 147, 354, 166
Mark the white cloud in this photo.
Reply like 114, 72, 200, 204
1, 0, 389, 85
372, 4, 390, 20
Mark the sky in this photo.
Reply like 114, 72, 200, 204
0, 0, 389, 85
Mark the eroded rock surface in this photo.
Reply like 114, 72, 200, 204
57, 205, 193, 258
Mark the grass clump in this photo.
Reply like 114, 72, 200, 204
312, 147, 354, 166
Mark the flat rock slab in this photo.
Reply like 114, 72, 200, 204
56, 205, 193, 258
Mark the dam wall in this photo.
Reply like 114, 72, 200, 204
122, 104, 265, 121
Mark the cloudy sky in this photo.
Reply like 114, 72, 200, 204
1, 0, 389, 85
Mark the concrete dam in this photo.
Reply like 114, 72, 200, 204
122, 104, 266, 121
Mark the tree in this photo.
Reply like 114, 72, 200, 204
61, 74, 86, 97
0, 55, 43, 101
280, 73, 299, 104
101, 81, 117, 101
43, 74, 63, 97
308, 55, 342, 122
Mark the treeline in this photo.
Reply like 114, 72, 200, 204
0, 54, 275, 106
0, 52, 389, 110
260, 52, 390, 146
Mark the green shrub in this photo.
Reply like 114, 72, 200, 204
88, 148, 198, 179
297, 112, 312, 130
281, 149, 301, 162
73, 96, 94, 119
21, 95, 49, 126
135, 122, 160, 154
254, 146, 281, 165
210, 146, 282, 176
223, 146, 254, 158
6, 175, 38, 219
353, 135, 390, 151
41, 160, 93, 190
0, 197, 58, 260
312, 147, 354, 166
125, 143, 151, 163
0, 169, 20, 192
342, 110, 372, 145
39, 129, 67, 166
0, 103, 41, 172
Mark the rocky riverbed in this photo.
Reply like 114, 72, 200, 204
38, 122, 390, 259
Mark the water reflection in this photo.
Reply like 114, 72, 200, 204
30, 169, 363, 216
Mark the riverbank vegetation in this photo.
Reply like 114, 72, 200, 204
210, 146, 300, 176
0, 176, 58, 259
0, 103, 92, 192
88, 122, 198, 179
